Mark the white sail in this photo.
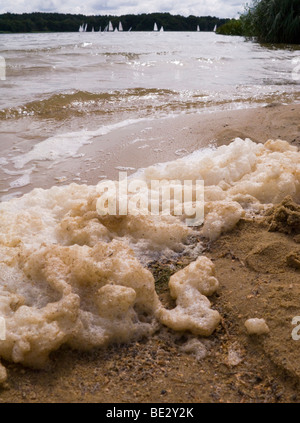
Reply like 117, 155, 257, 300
119, 22, 123, 31
197, 25, 200, 32
108, 21, 113, 31
160, 26, 164, 32
213, 25, 217, 32
92, 27, 94, 32
104, 25, 108, 32
154, 22, 158, 31
84, 23, 88, 32
114, 27, 118, 32
79, 24, 83, 32
128, 27, 132, 32
99, 26, 101, 32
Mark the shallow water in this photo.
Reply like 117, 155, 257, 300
1, 32, 299, 112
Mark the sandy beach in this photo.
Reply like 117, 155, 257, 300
0, 102, 299, 403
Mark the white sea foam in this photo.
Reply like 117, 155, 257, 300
0, 158, 8, 166
0, 138, 299, 378
12, 118, 151, 169
115, 166, 136, 171
9, 174, 31, 189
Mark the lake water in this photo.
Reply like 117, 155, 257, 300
1, 32, 299, 116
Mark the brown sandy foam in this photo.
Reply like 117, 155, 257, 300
1, 200, 300, 403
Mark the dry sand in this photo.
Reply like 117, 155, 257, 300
0, 103, 299, 403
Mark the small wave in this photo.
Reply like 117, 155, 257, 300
0, 89, 178, 120
1, 88, 299, 122
104, 52, 141, 60
0, 46, 64, 54
0, 43, 83, 55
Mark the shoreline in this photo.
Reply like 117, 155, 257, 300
1, 102, 300, 201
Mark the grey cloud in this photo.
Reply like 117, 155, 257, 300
37, 0, 57, 12
0, 0, 246, 18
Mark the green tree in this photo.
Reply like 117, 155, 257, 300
216, 19, 243, 36
0, 12, 231, 33
242, 0, 300, 43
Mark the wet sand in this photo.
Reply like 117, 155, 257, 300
0, 103, 300, 403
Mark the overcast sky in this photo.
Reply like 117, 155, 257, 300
0, 0, 246, 18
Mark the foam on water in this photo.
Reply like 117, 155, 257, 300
12, 118, 151, 169
9, 174, 31, 189
0, 138, 299, 379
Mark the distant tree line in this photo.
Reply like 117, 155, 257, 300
217, 0, 300, 44
0, 12, 230, 33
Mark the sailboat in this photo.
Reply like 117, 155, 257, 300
153, 22, 158, 31
91, 27, 94, 32
197, 25, 200, 32
84, 23, 88, 32
119, 22, 123, 31
79, 24, 83, 32
213, 25, 217, 32
108, 21, 113, 32
160, 26, 164, 32
114, 27, 118, 32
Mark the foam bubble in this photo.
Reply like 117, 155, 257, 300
142, 138, 300, 239
245, 318, 270, 335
